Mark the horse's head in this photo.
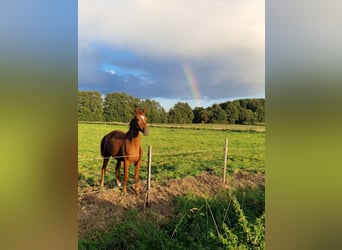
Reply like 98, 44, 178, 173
133, 108, 149, 136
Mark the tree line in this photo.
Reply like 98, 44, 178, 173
78, 91, 265, 125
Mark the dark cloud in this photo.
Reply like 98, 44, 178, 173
78, 0, 264, 108
79, 44, 264, 102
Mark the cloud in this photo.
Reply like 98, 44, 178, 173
79, 0, 263, 57
78, 0, 264, 104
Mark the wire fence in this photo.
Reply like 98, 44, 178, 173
77, 149, 265, 161
78, 140, 265, 196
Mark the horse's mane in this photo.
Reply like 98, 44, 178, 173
126, 118, 139, 139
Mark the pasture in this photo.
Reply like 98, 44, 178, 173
78, 122, 265, 191
78, 122, 265, 249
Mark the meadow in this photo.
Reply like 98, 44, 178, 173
78, 122, 265, 190
78, 122, 265, 249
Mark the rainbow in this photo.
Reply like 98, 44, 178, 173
183, 63, 202, 105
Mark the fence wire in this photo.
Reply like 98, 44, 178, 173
78, 144, 265, 194
77, 148, 264, 162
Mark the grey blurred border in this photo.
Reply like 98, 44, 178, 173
0, 1, 78, 249
267, 0, 342, 249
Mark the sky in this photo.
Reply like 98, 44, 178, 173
78, 0, 264, 111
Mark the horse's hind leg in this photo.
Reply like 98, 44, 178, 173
123, 160, 130, 194
115, 160, 122, 187
100, 158, 109, 187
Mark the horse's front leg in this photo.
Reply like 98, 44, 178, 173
115, 160, 122, 187
123, 160, 130, 194
134, 159, 141, 194
100, 158, 109, 187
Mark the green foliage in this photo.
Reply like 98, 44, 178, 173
193, 99, 264, 125
77, 91, 265, 125
238, 108, 256, 125
79, 209, 176, 250
220, 98, 264, 125
103, 92, 140, 122
208, 104, 227, 124
140, 99, 168, 123
169, 187, 265, 250
79, 186, 265, 250
78, 91, 104, 121
192, 106, 204, 123
255, 106, 265, 123
221, 102, 239, 124
198, 108, 211, 123
168, 102, 194, 124
78, 186, 265, 249
210, 195, 265, 249
192, 104, 227, 124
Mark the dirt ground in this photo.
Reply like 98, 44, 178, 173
78, 170, 264, 238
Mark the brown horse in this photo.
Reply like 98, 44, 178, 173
100, 108, 149, 194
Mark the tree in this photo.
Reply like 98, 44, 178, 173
255, 106, 265, 123
239, 99, 249, 109
208, 104, 227, 124
219, 98, 265, 124
78, 91, 103, 121
103, 92, 140, 122
192, 107, 204, 123
168, 102, 194, 124
232, 100, 241, 109
238, 108, 256, 125
222, 102, 239, 124
140, 99, 168, 123
198, 108, 211, 123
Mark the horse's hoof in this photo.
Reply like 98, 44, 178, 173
116, 181, 122, 187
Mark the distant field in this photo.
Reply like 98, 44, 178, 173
78, 120, 266, 132
150, 122, 265, 132
78, 122, 265, 190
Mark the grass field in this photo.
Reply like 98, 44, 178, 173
78, 122, 265, 249
78, 122, 265, 190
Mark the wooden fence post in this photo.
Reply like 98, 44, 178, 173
223, 138, 228, 184
146, 145, 152, 206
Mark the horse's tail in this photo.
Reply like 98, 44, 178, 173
100, 134, 112, 158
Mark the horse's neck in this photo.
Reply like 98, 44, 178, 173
127, 127, 140, 141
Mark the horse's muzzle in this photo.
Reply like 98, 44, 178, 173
142, 128, 149, 136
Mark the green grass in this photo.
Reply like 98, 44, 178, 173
78, 122, 265, 189
78, 185, 265, 249
78, 122, 265, 249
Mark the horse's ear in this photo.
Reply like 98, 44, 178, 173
143, 107, 147, 114
135, 107, 140, 114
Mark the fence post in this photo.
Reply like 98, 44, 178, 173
223, 138, 228, 184
146, 145, 152, 206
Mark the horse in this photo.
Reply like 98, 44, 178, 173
100, 108, 149, 194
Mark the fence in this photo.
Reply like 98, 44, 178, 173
144, 139, 229, 205
78, 138, 265, 200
